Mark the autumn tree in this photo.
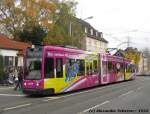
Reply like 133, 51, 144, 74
0, 0, 56, 39
43, 0, 84, 47
0, 0, 84, 48
0, 0, 23, 39
124, 47, 140, 67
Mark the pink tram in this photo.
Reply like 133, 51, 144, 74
22, 46, 136, 95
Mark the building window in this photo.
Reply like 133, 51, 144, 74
99, 32, 103, 38
9, 56, 13, 66
96, 31, 98, 37
90, 29, 93, 35
85, 27, 87, 33
4, 56, 9, 67
4, 56, 14, 67
15, 57, 18, 67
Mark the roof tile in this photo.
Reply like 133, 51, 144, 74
0, 34, 31, 50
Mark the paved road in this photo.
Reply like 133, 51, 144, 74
0, 76, 150, 114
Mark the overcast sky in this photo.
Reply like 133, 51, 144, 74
76, 0, 150, 50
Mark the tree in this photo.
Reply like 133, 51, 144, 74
0, 0, 84, 47
0, 0, 56, 39
44, 0, 84, 48
0, 0, 23, 39
19, 25, 47, 45
124, 47, 140, 67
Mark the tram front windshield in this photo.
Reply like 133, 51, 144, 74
25, 58, 42, 80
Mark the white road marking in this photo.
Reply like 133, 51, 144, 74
137, 87, 141, 90
44, 96, 60, 99
43, 97, 60, 102
78, 100, 110, 114
0, 94, 25, 97
136, 83, 150, 91
0, 87, 14, 90
3, 103, 31, 111
118, 90, 133, 98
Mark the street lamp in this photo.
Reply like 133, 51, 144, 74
82, 16, 93, 21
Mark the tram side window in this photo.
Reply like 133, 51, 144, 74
108, 61, 113, 73
86, 62, 90, 75
66, 59, 77, 77
93, 60, 98, 73
115, 62, 124, 80
120, 63, 124, 72
131, 65, 135, 73
102, 61, 107, 75
77, 59, 85, 76
90, 62, 93, 75
126, 64, 132, 73
56, 58, 63, 78
125, 64, 127, 72
44, 58, 54, 78
116, 62, 124, 73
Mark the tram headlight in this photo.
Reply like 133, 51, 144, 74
36, 83, 39, 86
24, 82, 27, 86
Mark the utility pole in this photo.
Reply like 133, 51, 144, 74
127, 31, 131, 48
127, 36, 130, 47
127, 29, 138, 48
69, 22, 72, 37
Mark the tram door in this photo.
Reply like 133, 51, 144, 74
85, 61, 93, 87
86, 62, 93, 76
46, 52, 64, 93
101, 61, 108, 84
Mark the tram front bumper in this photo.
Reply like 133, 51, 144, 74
23, 88, 55, 95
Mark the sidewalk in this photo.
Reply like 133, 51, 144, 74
0, 83, 15, 88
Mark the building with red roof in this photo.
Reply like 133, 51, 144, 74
0, 34, 31, 67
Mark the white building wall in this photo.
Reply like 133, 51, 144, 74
0, 49, 18, 56
85, 37, 107, 53
138, 53, 144, 73
144, 58, 148, 72
18, 56, 23, 66
0, 49, 24, 67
